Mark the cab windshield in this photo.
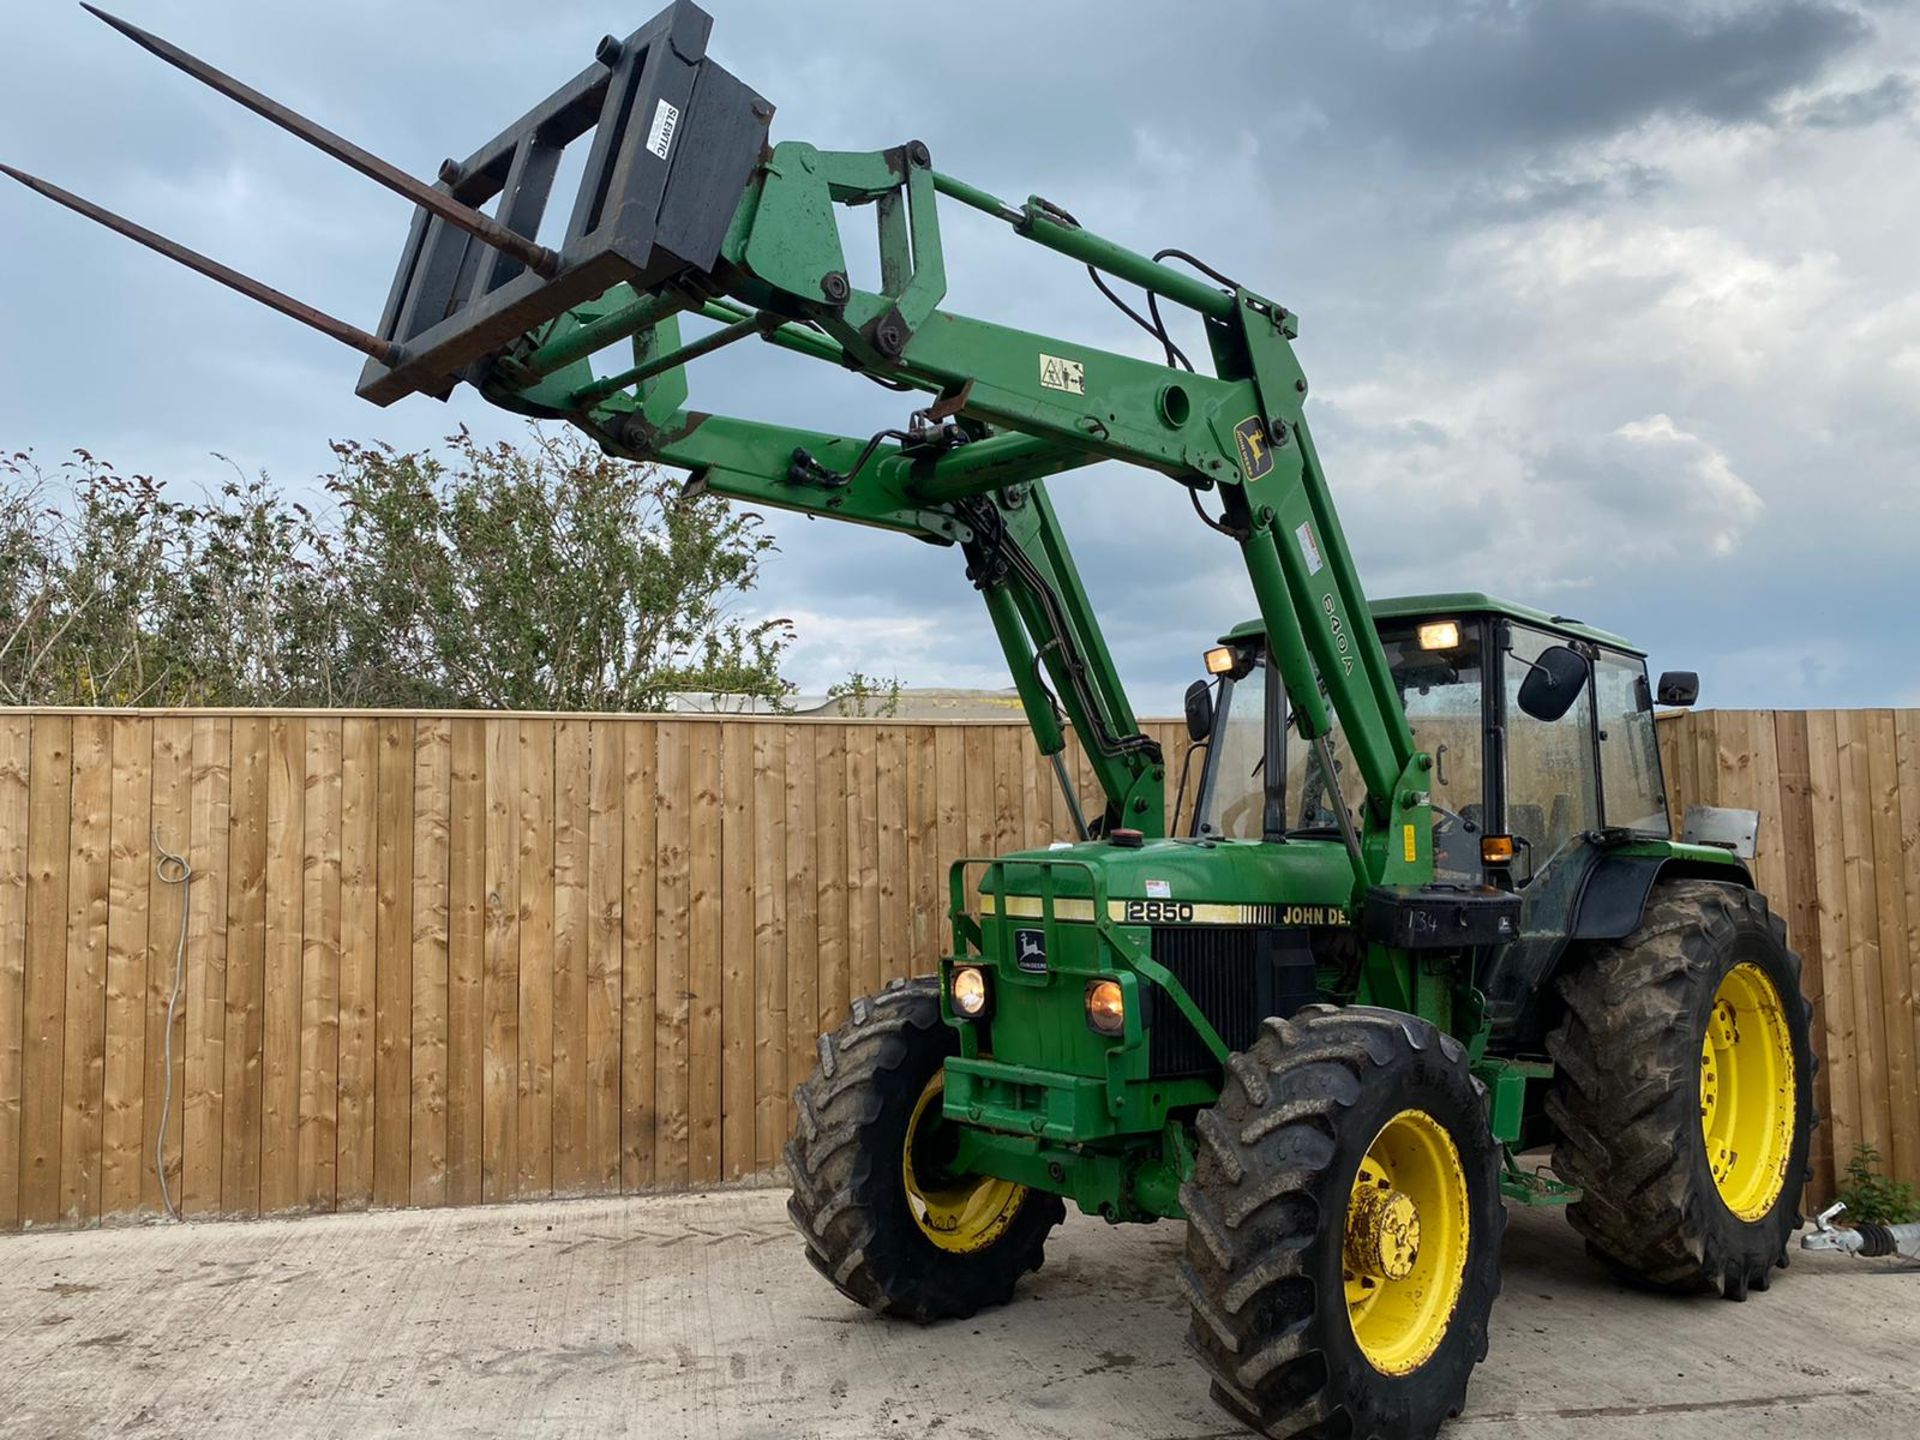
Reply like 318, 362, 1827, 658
1286, 625, 1486, 881
1192, 655, 1269, 840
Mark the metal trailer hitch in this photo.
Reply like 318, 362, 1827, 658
1801, 1202, 1920, 1261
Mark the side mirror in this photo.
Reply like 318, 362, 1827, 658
1184, 679, 1215, 743
1515, 644, 1590, 723
1657, 671, 1700, 707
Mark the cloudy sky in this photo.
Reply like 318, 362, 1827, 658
2, 0, 1917, 712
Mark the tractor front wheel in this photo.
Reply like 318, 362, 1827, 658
1179, 1005, 1505, 1440
785, 977, 1064, 1323
1546, 879, 1816, 1298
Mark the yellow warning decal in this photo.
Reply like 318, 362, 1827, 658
1403, 823, 1418, 863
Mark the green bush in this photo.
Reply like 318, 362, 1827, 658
1836, 1143, 1920, 1226
2, 427, 794, 711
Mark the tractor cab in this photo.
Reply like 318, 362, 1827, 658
1191, 593, 1690, 887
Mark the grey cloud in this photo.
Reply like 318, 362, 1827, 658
1323, 1, 1871, 157
1447, 160, 1669, 225
1793, 73, 1917, 128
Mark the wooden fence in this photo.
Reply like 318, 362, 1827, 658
0, 710, 1194, 1228
1658, 710, 1920, 1204
1, 706, 1911, 1230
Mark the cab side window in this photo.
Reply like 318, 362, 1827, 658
1503, 626, 1598, 874
1594, 651, 1668, 834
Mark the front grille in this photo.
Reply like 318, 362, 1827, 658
1147, 926, 1315, 1076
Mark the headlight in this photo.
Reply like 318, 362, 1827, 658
1203, 645, 1238, 675
1417, 620, 1461, 651
1085, 978, 1126, 1035
951, 965, 990, 1018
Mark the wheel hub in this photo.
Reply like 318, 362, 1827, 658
1345, 1179, 1421, 1282
902, 1072, 1029, 1254
1699, 962, 1796, 1221
1341, 1109, 1471, 1377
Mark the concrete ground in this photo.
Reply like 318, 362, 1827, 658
1, 1189, 1913, 1440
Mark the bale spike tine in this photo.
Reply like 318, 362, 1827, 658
79, 3, 561, 280
0, 162, 400, 364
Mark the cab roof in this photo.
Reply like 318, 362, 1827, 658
1221, 592, 1640, 654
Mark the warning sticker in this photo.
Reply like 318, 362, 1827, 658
1295, 521, 1324, 576
1039, 354, 1085, 394
646, 98, 680, 161
1145, 879, 1172, 899
1232, 416, 1274, 480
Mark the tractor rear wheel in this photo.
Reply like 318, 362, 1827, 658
785, 976, 1064, 1323
1546, 879, 1815, 1298
1179, 1005, 1505, 1440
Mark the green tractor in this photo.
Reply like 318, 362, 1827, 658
8, 5, 1816, 1434
787, 594, 1814, 1435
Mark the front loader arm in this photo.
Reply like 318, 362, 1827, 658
1, 0, 1430, 876
485, 132, 1425, 862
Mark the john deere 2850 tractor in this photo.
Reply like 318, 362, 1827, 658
8, 5, 1815, 1434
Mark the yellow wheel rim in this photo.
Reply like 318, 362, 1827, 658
1343, 1109, 1471, 1377
901, 1073, 1028, 1254
1700, 962, 1797, 1220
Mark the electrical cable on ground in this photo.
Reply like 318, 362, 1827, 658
152, 829, 192, 1220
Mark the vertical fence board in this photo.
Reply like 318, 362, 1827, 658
934, 729, 964, 941
654, 722, 690, 1188
585, 722, 623, 1192
1896, 714, 1920, 1187
1770, 711, 1831, 1199
0, 717, 31, 1229
814, 727, 848, 1037
516, 721, 555, 1197
409, 720, 451, 1207
783, 726, 818, 1131
221, 719, 268, 1214
551, 721, 590, 1194
1021, 730, 1049, 849
481, 720, 518, 1202
991, 727, 1021, 859
20, 715, 70, 1225
845, 727, 880, 1009
257, 718, 305, 1213
296, 720, 342, 1213
142, 718, 191, 1216
1837, 710, 1892, 1163
185, 718, 231, 1215
964, 727, 994, 866
1746, 715, 1789, 909
336, 719, 378, 1210
100, 717, 151, 1216
1806, 712, 1861, 1167
752, 726, 787, 1171
60, 716, 112, 1222
444, 719, 486, 1207
906, 726, 939, 974
373, 720, 413, 1209
620, 721, 656, 1191
875, 726, 908, 990
720, 723, 755, 1180
688, 728, 723, 1184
